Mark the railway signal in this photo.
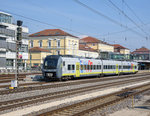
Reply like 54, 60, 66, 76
11, 20, 23, 89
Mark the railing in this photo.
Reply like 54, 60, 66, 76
0, 28, 29, 39
0, 28, 15, 37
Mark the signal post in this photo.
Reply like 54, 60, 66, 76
11, 20, 23, 89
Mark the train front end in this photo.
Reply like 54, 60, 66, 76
42, 55, 62, 80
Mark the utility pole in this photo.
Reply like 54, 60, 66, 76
14, 20, 23, 88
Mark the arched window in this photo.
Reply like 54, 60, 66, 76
30, 40, 33, 48
39, 40, 42, 48
57, 40, 60, 48
48, 40, 51, 48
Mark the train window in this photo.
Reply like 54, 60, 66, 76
97, 65, 99, 69
119, 66, 121, 69
94, 65, 96, 70
104, 65, 107, 69
106, 65, 108, 69
100, 65, 101, 69
109, 65, 111, 69
87, 65, 90, 70
68, 65, 71, 70
81, 65, 83, 70
90, 65, 92, 70
63, 61, 65, 66
104, 65, 105, 69
113, 65, 116, 69
84, 65, 86, 70
72, 65, 75, 70
129, 66, 130, 69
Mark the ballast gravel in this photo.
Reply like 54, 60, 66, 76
0, 76, 148, 102
1, 81, 150, 116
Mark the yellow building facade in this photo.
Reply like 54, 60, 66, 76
80, 36, 114, 53
28, 29, 79, 67
27, 47, 51, 67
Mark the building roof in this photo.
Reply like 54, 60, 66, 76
79, 44, 97, 52
132, 47, 150, 54
29, 29, 77, 38
113, 44, 129, 50
29, 47, 50, 52
0, 11, 11, 16
79, 36, 112, 46
80, 36, 100, 43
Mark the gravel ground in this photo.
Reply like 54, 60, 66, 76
0, 79, 149, 115
0, 74, 150, 115
0, 76, 148, 102
108, 93, 150, 116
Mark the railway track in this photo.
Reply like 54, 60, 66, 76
0, 76, 150, 113
0, 73, 150, 95
37, 83, 150, 116
0, 73, 42, 84
0, 72, 149, 89
0, 72, 41, 77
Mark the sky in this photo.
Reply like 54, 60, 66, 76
0, 0, 150, 51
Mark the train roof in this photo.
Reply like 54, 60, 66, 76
45, 55, 137, 62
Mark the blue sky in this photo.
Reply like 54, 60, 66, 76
0, 0, 150, 51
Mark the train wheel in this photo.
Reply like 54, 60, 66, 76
58, 77, 62, 81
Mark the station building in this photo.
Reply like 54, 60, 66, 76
28, 47, 51, 68
28, 29, 79, 67
110, 44, 130, 60
79, 36, 114, 59
0, 11, 29, 72
78, 44, 99, 58
131, 47, 150, 70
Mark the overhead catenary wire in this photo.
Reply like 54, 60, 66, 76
73, 0, 146, 38
98, 22, 150, 37
122, 0, 145, 25
107, 0, 149, 37
0, 9, 86, 36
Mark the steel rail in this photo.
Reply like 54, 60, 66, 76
0, 73, 150, 95
0, 76, 149, 112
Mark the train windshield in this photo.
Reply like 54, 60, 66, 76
43, 59, 58, 69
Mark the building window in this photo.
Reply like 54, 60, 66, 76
92, 43, 95, 46
68, 40, 70, 46
57, 50, 60, 55
6, 59, 13, 67
57, 40, 60, 48
48, 40, 51, 48
39, 40, 42, 48
20, 44, 28, 52
30, 40, 33, 48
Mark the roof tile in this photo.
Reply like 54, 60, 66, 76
113, 44, 128, 49
80, 36, 112, 46
79, 44, 97, 52
29, 29, 77, 38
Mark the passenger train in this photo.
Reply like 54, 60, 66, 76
42, 55, 138, 80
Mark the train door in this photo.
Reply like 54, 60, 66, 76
76, 62, 80, 77
116, 64, 119, 74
